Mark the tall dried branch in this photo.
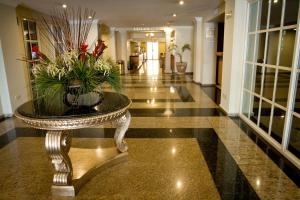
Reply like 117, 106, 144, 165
38, 7, 96, 55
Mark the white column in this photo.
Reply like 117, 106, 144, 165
220, 0, 248, 115
109, 27, 117, 61
201, 22, 217, 85
193, 17, 203, 83
86, 20, 99, 47
164, 28, 172, 73
119, 29, 128, 73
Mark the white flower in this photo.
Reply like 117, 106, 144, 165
94, 59, 111, 76
61, 50, 78, 71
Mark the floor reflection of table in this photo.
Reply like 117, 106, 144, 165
15, 92, 131, 196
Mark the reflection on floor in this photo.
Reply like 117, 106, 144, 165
0, 61, 300, 199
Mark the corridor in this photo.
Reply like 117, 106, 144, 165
0, 62, 299, 199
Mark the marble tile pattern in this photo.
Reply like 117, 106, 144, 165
0, 64, 300, 199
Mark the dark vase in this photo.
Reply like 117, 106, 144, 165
63, 80, 103, 107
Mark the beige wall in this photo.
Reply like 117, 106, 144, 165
0, 4, 30, 114
159, 42, 166, 55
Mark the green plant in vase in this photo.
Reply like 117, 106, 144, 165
168, 43, 191, 74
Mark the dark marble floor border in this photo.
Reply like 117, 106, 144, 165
128, 108, 224, 117
196, 84, 221, 105
231, 117, 300, 187
0, 127, 260, 199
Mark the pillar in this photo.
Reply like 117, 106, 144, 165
193, 17, 203, 83
164, 28, 172, 73
220, 0, 248, 115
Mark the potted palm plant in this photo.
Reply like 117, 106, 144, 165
175, 44, 191, 74
168, 43, 191, 74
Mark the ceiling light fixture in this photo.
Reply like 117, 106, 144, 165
179, 0, 184, 5
273, 0, 278, 3
173, 13, 177, 17
88, 16, 92, 19
62, 4, 67, 8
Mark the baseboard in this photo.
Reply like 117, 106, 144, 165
192, 81, 216, 87
201, 84, 217, 87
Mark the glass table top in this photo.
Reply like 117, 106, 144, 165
16, 92, 131, 119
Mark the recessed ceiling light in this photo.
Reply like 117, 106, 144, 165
173, 13, 177, 17
62, 4, 67, 8
23, 18, 27, 21
88, 16, 92, 19
179, 0, 184, 5
273, 0, 278, 3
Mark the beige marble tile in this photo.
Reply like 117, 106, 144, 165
0, 138, 220, 200
105, 117, 212, 128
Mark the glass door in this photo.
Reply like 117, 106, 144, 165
241, 0, 300, 164
147, 41, 159, 60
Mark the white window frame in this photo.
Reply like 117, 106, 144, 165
240, 0, 300, 168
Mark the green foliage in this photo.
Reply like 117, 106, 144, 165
32, 52, 121, 100
181, 44, 191, 52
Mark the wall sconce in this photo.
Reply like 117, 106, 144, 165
225, 11, 232, 19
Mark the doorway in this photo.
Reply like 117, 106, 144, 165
147, 41, 159, 60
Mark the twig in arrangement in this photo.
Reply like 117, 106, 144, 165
38, 7, 96, 54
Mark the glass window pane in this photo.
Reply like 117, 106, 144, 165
260, 0, 269, 30
279, 29, 296, 67
256, 33, 266, 63
244, 64, 253, 90
23, 20, 29, 40
242, 91, 251, 117
25, 42, 32, 59
269, 0, 283, 28
254, 65, 263, 94
28, 21, 37, 40
259, 100, 272, 133
270, 107, 285, 143
266, 31, 280, 65
284, 0, 300, 26
275, 70, 290, 107
288, 116, 300, 159
249, 1, 258, 32
262, 67, 275, 100
250, 95, 260, 124
294, 74, 300, 114
246, 34, 256, 62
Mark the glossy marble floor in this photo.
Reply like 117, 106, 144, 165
0, 60, 300, 199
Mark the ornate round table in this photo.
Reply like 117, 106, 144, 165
15, 92, 131, 196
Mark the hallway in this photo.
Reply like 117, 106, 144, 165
0, 63, 300, 199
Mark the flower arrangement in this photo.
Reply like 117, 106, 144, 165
32, 40, 120, 99
27, 8, 121, 105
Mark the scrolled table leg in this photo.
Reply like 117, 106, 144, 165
113, 111, 131, 152
45, 130, 73, 186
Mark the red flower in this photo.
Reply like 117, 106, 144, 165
80, 43, 89, 62
80, 43, 88, 52
31, 46, 45, 61
93, 40, 107, 59
32, 46, 39, 53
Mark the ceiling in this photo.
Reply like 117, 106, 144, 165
0, 0, 223, 27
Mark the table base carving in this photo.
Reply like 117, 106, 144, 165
45, 111, 131, 196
